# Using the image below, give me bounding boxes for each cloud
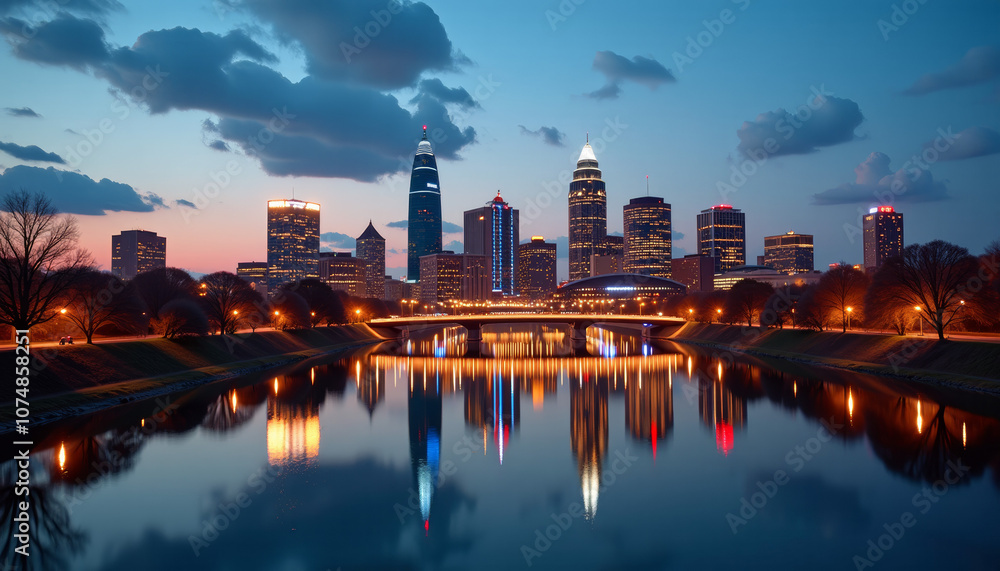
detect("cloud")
[737,95,864,159]
[386,220,408,229]
[0,13,476,182]
[410,78,479,110]
[924,126,1000,161]
[0,140,65,164]
[320,231,357,249]
[143,192,167,208]
[674,231,685,240]
[586,50,674,100]
[0,0,123,16]
[207,139,230,152]
[812,152,949,205]
[903,46,1000,95]
[443,239,463,252]
[4,106,40,117]
[519,125,566,147]
[0,165,155,214]
[442,221,462,233]
[234,0,466,89]
[175,198,196,208]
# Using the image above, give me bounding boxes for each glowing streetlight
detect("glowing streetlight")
[60,308,67,314]
[846,306,853,330]
[914,306,923,336]
[716,308,722,323]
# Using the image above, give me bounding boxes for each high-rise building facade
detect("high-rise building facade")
[517,237,557,299]
[863,206,904,273]
[319,252,365,297]
[419,253,490,303]
[672,254,716,293]
[236,261,268,297]
[624,196,672,277]
[407,127,442,281]
[111,229,165,280]
[464,191,520,296]
[696,205,745,274]
[356,221,386,299]
[267,199,320,294]
[764,231,814,274]
[568,139,607,281]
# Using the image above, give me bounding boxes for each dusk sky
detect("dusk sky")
[1,0,998,281]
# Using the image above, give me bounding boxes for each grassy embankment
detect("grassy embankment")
[1,325,385,425]
[668,323,1000,392]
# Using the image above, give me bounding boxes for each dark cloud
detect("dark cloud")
[737,95,864,159]
[320,231,357,249]
[143,192,167,208]
[410,78,479,110]
[207,139,230,152]
[0,140,65,163]
[903,46,1000,95]
[586,50,674,100]
[0,0,123,16]
[518,125,566,147]
[235,0,465,89]
[442,221,461,233]
[0,14,476,182]
[812,152,949,205]
[0,14,110,69]
[0,165,155,214]
[4,106,40,117]
[387,220,408,229]
[443,239,462,252]
[924,126,1000,161]
[175,198,196,208]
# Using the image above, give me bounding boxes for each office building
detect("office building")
[356,221,386,299]
[407,126,443,281]
[568,138,607,281]
[419,253,490,303]
[696,205,746,274]
[464,191,520,296]
[267,199,320,294]
[672,254,716,293]
[713,265,822,291]
[591,235,624,277]
[863,206,904,273]
[319,252,365,297]
[384,276,404,302]
[236,261,268,297]
[517,237,557,299]
[764,231,814,274]
[624,196,672,277]
[111,229,165,280]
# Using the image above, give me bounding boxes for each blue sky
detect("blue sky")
[0,0,998,280]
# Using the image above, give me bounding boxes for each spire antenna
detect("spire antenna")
[586,131,589,143]
[646,175,649,197]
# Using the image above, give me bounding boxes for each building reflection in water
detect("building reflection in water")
[625,356,674,460]
[356,357,386,418]
[571,372,608,520]
[266,373,321,466]
[697,363,747,456]
[408,368,443,533]
[481,324,570,358]
[405,325,466,357]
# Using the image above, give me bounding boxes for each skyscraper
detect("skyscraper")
[111,229,165,280]
[764,231,814,274]
[624,196,672,277]
[236,261,268,297]
[267,199,320,294]
[464,191,519,296]
[407,126,442,281]
[568,138,607,281]
[863,206,904,273]
[319,252,365,297]
[517,237,557,299]
[356,221,386,299]
[696,205,746,274]
[419,253,490,303]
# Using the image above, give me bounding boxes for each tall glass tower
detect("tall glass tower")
[624,196,672,277]
[407,126,442,281]
[568,138,607,281]
[463,191,519,296]
[266,199,320,295]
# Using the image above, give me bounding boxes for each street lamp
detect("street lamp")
[688,308,693,321]
[355,308,361,322]
[639,302,645,316]
[914,306,923,336]
[60,308,67,314]
[716,308,722,323]
[846,306,853,330]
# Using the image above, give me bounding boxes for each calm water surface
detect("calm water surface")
[4,325,999,570]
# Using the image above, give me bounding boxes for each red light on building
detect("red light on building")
[713,204,733,210]
[878,206,894,213]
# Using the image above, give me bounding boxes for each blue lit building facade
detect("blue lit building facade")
[407,127,443,281]
[464,191,519,297]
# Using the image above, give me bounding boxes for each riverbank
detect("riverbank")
[0,325,385,428]
[667,323,1000,393]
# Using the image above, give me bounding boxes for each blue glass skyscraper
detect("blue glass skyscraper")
[407,127,442,281]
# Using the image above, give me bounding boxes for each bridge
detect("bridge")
[368,313,686,355]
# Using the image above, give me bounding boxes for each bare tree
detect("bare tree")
[200,271,264,334]
[875,241,980,340]
[725,279,774,327]
[813,263,869,332]
[61,268,144,343]
[0,189,92,333]
[152,298,208,338]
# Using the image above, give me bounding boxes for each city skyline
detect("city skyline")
[0,1,997,282]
